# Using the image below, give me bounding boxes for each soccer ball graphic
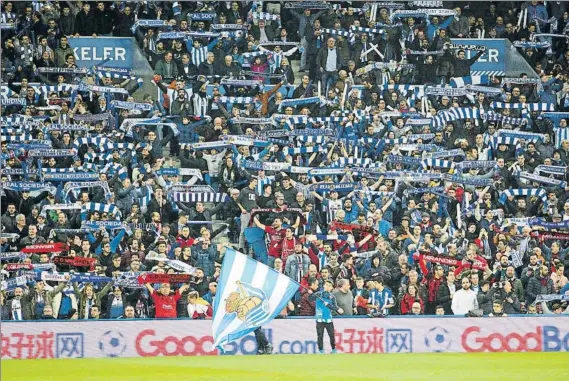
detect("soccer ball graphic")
[424,327,451,352]
[98,331,127,357]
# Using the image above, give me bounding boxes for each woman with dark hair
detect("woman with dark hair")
[400,284,424,314]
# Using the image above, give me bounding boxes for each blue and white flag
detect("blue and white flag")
[212,248,298,350]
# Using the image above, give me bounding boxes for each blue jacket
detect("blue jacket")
[541,77,563,105]
[191,244,218,277]
[426,17,453,42]
[526,4,548,27]
[310,290,339,322]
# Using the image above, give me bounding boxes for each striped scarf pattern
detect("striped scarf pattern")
[172,192,229,203]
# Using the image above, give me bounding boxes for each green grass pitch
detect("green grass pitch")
[2,352,568,381]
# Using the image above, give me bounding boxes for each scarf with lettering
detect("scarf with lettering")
[21,242,68,253]
[517,171,567,188]
[1,181,52,191]
[443,174,493,187]
[424,87,467,96]
[137,273,192,284]
[81,202,122,220]
[130,19,170,33]
[53,256,96,269]
[110,100,152,111]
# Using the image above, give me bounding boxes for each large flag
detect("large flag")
[212,248,299,350]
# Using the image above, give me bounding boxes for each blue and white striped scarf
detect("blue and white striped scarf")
[39,84,77,96]
[251,12,280,21]
[526,103,555,112]
[101,142,135,152]
[554,127,569,148]
[483,111,525,126]
[450,75,490,88]
[489,136,521,150]
[350,26,386,36]
[83,152,111,163]
[498,188,547,206]
[172,192,229,203]
[140,185,153,211]
[432,107,480,128]
[282,146,325,155]
[81,202,122,220]
[96,71,143,89]
[296,135,329,144]
[330,157,373,168]
[421,158,455,170]
[323,28,354,39]
[218,96,258,104]
[279,97,322,110]
[72,137,110,152]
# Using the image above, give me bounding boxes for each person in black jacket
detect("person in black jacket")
[436,271,457,315]
[4,189,50,217]
[316,37,345,93]
[113,6,135,37]
[476,280,494,315]
[145,188,174,224]
[93,1,114,36]
[74,3,95,36]
[444,43,485,78]
[418,55,439,86]
[273,57,294,85]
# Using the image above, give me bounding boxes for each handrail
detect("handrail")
[2,313,566,323]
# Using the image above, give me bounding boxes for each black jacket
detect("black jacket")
[93,8,115,35]
[447,50,484,78]
[316,47,345,72]
[436,283,456,315]
[75,10,95,36]
[113,11,135,37]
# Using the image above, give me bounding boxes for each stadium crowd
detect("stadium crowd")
[1,0,569,322]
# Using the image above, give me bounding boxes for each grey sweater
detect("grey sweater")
[332,289,354,316]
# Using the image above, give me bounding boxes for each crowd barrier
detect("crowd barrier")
[2,315,568,359]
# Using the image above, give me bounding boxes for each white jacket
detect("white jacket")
[451,288,478,315]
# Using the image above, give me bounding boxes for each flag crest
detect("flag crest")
[212,248,298,350]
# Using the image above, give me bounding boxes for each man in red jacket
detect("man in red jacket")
[145,282,190,318]
[425,265,445,314]
[299,277,319,316]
